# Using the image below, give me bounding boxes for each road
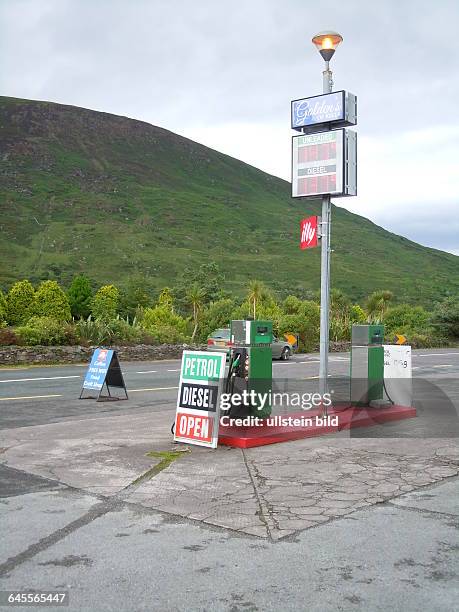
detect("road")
[0,349,458,434]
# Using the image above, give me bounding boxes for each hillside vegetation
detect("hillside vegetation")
[0,96,458,305]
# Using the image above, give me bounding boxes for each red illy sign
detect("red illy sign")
[300,216,319,249]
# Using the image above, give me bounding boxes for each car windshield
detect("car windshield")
[211,329,230,339]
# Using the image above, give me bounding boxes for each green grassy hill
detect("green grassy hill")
[0,95,457,305]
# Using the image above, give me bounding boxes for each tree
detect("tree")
[173,261,225,312]
[365,290,393,323]
[67,275,92,320]
[431,297,459,339]
[283,295,303,315]
[6,280,35,325]
[199,298,237,341]
[246,280,268,319]
[278,301,320,352]
[119,280,152,321]
[186,284,206,341]
[91,285,120,321]
[35,280,72,321]
[141,302,188,344]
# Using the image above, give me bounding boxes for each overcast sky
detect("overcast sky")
[1,0,458,254]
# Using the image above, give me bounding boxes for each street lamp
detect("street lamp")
[311,30,343,408]
[312,30,343,94]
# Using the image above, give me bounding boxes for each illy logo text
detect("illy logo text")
[300,216,319,249]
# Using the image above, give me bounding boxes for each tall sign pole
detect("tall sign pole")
[290,32,358,412]
[319,59,333,403]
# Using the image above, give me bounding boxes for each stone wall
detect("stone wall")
[0,344,207,365]
[0,341,351,366]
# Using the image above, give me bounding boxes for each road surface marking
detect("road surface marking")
[0,394,63,401]
[432,364,453,368]
[136,370,158,374]
[300,375,334,380]
[167,369,180,372]
[129,386,179,393]
[0,375,81,383]
[417,353,459,357]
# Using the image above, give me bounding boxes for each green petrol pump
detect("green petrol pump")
[350,324,384,406]
[225,320,273,418]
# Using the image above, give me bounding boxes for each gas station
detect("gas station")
[172,30,417,450]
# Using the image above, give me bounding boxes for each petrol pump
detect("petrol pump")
[225,319,273,418]
[350,324,384,405]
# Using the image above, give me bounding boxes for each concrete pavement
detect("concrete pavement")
[0,349,458,610]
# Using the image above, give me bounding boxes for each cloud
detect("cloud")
[1,0,458,254]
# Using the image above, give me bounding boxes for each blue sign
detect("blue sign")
[292,92,344,130]
[82,348,114,391]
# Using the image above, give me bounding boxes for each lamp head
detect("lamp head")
[312,31,343,62]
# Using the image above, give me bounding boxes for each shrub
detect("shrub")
[283,295,303,315]
[35,280,72,321]
[67,275,92,319]
[119,282,152,321]
[278,301,320,352]
[6,280,35,325]
[431,297,459,339]
[147,324,188,344]
[91,285,120,322]
[141,304,189,342]
[383,304,431,339]
[199,298,237,341]
[350,304,366,323]
[16,316,74,346]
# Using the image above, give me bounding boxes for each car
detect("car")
[271,336,293,360]
[206,328,233,357]
[206,328,293,360]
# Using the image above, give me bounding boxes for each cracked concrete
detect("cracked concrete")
[1,411,458,540]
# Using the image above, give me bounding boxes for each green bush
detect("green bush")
[146,324,188,344]
[91,285,120,322]
[278,301,320,352]
[35,280,72,321]
[67,275,92,319]
[350,304,366,323]
[141,305,187,335]
[6,280,35,325]
[431,297,459,339]
[383,304,431,339]
[283,295,303,315]
[16,316,75,346]
[199,298,237,341]
[119,282,152,321]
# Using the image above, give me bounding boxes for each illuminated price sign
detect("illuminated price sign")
[292,130,344,197]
